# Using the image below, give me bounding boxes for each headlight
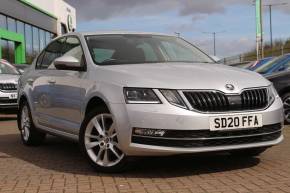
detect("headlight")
[160,89,187,109]
[268,84,278,105]
[124,88,161,104]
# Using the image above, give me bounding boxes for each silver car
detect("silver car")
[0,60,19,110]
[18,32,284,172]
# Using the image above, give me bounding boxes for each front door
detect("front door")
[47,36,85,135]
[32,36,84,135]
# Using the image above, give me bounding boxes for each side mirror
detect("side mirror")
[54,55,86,71]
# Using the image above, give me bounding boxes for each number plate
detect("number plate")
[209,114,262,131]
[9,93,17,99]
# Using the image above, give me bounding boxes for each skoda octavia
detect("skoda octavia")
[18,32,284,172]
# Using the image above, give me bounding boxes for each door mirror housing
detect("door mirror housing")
[54,56,86,71]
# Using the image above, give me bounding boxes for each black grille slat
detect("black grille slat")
[184,88,268,112]
[0,83,17,91]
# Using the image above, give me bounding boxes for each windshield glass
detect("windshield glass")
[85,34,214,65]
[0,62,19,75]
[255,56,287,74]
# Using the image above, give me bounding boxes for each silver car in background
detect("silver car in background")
[18,32,284,172]
[0,60,19,110]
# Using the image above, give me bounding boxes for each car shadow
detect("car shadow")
[0,134,260,178]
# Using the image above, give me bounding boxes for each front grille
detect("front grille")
[183,88,268,112]
[131,124,282,148]
[0,83,17,91]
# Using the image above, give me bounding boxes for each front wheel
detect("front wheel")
[79,108,127,173]
[282,93,290,124]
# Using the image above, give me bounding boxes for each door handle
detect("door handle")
[48,80,56,84]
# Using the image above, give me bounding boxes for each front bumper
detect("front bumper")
[110,96,284,156]
[0,92,18,110]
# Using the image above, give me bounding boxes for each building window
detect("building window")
[45,31,51,45]
[0,14,7,29]
[25,24,33,64]
[16,21,25,36]
[1,40,9,61]
[7,17,16,32]
[0,14,56,64]
[32,26,39,57]
[39,29,46,50]
[8,41,15,63]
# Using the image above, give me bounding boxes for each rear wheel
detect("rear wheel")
[80,107,127,173]
[230,147,267,157]
[282,93,290,124]
[18,101,46,146]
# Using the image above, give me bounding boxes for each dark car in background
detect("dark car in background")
[267,70,290,123]
[255,54,290,75]
[248,57,273,70]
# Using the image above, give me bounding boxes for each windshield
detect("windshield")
[255,56,288,74]
[0,62,19,75]
[85,34,214,65]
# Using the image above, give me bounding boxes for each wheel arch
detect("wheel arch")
[19,94,28,106]
[278,87,290,98]
[84,96,110,116]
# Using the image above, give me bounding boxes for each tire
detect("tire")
[230,147,267,157]
[17,101,46,146]
[79,106,127,173]
[282,93,290,124]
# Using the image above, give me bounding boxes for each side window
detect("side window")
[36,51,45,67]
[36,37,65,69]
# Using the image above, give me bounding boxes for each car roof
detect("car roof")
[62,31,175,37]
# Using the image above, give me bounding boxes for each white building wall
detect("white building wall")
[24,0,76,35]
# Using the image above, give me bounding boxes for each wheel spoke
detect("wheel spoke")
[102,150,109,166]
[108,122,115,136]
[96,148,104,162]
[93,118,105,136]
[110,133,117,138]
[112,141,121,149]
[85,134,101,140]
[101,115,106,132]
[86,141,100,149]
[286,112,290,119]
[109,146,120,158]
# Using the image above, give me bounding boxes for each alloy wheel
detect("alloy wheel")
[284,96,290,123]
[21,105,31,141]
[84,114,124,167]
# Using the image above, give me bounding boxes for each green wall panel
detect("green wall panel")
[0,28,26,64]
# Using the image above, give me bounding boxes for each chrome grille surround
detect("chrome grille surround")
[181,87,269,113]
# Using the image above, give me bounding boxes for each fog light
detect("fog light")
[133,128,166,137]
